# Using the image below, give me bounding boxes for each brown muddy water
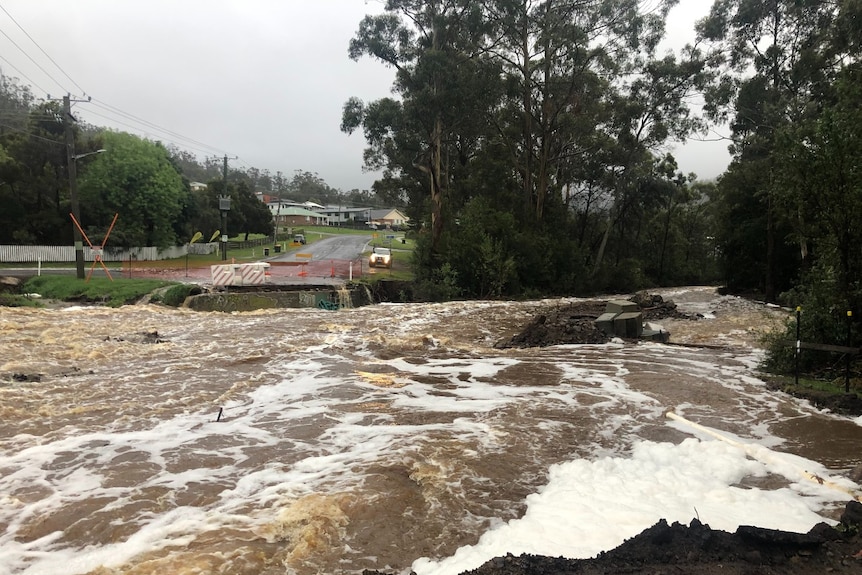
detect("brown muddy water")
[1,287,860,575]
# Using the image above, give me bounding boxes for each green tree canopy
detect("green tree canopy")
[78,131,186,249]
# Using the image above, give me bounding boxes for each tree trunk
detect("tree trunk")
[430,115,444,251]
[520,12,533,218]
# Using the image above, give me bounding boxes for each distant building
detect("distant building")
[190,181,207,192]
[368,208,409,229]
[268,201,329,227]
[319,205,372,226]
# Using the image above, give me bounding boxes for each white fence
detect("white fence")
[0,243,218,263]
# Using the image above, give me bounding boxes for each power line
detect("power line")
[0,3,248,170]
[0,55,49,96]
[0,2,86,96]
[0,120,65,145]
[89,99,229,156]
[81,106,231,158]
[0,22,68,95]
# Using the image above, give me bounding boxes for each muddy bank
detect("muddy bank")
[459,501,862,575]
[362,500,862,575]
[765,378,862,418]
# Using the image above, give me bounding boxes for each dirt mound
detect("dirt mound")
[494,301,610,348]
[361,502,862,575]
[495,294,697,349]
[630,291,698,321]
[459,501,862,575]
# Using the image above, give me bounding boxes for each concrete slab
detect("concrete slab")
[596,312,619,336]
[606,300,639,314]
[613,311,643,338]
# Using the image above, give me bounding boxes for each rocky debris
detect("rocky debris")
[496,294,701,349]
[3,366,95,384]
[494,301,610,348]
[630,291,699,321]
[0,276,22,293]
[104,330,167,344]
[361,501,862,575]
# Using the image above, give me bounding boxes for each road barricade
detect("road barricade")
[210,262,271,287]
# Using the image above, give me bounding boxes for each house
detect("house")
[268,201,329,227]
[367,208,409,229]
[190,182,207,192]
[318,205,372,226]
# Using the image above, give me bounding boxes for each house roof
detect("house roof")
[275,207,328,218]
[369,208,408,220]
[321,205,372,214]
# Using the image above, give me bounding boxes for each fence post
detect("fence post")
[795,306,802,386]
[846,310,853,393]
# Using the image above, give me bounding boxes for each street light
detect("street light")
[73,149,106,161]
[66,148,106,279]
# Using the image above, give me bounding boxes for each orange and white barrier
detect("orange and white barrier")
[211,262,271,287]
[240,263,270,285]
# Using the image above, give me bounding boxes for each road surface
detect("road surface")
[270,234,370,263]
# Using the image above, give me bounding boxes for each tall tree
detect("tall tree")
[78,131,186,248]
[698,0,837,300]
[775,63,862,308]
[345,0,498,253]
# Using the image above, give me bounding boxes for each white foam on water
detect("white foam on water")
[1,299,856,575]
[413,433,853,575]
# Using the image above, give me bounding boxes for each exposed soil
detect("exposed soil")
[494,300,610,348]
[494,292,698,349]
[361,502,862,575]
[765,378,862,418]
[457,501,862,575]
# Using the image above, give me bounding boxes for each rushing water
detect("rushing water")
[1,286,860,575]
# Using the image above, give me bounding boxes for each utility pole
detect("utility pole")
[219,155,234,261]
[63,94,86,279]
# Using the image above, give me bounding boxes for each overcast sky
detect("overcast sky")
[0,0,729,191]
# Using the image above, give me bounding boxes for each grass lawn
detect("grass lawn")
[7,275,178,307]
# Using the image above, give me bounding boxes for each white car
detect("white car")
[369,246,391,268]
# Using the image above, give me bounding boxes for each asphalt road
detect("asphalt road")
[270,234,370,263]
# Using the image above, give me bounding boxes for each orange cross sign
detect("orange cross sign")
[69,212,119,282]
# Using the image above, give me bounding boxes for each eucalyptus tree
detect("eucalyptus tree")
[775,64,862,310]
[343,0,501,253]
[481,0,691,220]
[473,0,713,286]
[345,0,714,293]
[697,0,840,300]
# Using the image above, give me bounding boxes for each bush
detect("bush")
[412,263,461,302]
[161,284,201,307]
[762,264,858,377]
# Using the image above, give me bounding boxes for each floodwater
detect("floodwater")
[0,287,860,575]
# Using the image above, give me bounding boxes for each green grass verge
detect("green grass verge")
[0,293,43,307]
[22,275,177,307]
